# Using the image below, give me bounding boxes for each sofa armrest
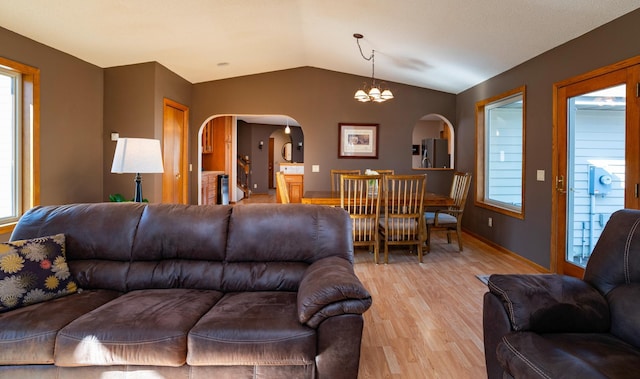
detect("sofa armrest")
[487,274,610,333]
[298,256,372,328]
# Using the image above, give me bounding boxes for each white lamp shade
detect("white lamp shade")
[354,89,368,100]
[111,138,164,174]
[368,87,381,99]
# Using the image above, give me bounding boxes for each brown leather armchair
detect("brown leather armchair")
[483,209,640,378]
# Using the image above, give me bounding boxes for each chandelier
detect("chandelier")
[353,33,394,103]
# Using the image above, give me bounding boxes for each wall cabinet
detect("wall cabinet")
[202,122,213,154]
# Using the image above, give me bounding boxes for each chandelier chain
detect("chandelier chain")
[356,38,377,85]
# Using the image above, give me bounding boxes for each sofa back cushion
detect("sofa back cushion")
[584,209,640,296]
[607,283,640,349]
[11,203,146,292]
[223,204,353,292]
[128,204,230,290]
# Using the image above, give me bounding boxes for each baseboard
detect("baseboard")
[463,228,550,273]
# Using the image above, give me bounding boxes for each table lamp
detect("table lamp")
[111,138,164,202]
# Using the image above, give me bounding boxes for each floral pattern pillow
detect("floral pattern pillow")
[0,234,78,313]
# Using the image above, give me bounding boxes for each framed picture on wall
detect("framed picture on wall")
[338,123,379,159]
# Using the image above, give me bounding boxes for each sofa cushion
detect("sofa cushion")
[0,289,120,364]
[188,291,316,366]
[55,288,223,367]
[0,234,78,312]
[608,283,640,349]
[497,332,640,379]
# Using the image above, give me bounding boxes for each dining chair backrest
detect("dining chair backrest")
[276,171,290,204]
[340,174,382,263]
[331,169,361,192]
[379,174,427,263]
[448,172,472,212]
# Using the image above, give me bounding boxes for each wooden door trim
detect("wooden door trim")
[552,56,640,276]
[162,98,189,204]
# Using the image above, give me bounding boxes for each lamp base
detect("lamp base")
[134,173,143,202]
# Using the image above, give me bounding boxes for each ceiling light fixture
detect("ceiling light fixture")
[284,117,291,134]
[353,33,393,103]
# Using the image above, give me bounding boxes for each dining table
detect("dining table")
[301,190,454,207]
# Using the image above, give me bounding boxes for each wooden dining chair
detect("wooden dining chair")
[275,171,290,204]
[424,172,472,252]
[379,174,427,263]
[340,174,382,263]
[331,169,361,193]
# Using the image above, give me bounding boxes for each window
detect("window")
[475,86,525,218]
[0,58,39,234]
[0,68,20,226]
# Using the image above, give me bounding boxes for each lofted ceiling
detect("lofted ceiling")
[0,0,639,94]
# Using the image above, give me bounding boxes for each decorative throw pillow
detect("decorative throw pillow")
[0,234,78,313]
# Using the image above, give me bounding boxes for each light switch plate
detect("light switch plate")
[312,165,320,173]
[536,170,545,181]
[110,132,119,141]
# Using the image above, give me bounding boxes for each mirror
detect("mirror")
[282,141,292,162]
[412,114,454,169]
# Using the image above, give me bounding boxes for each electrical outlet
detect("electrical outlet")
[312,165,320,173]
[253,184,257,189]
[488,217,493,227]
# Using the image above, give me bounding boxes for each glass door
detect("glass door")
[554,61,640,277]
[565,85,626,268]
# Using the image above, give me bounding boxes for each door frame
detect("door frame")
[551,56,640,275]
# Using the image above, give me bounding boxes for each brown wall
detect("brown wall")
[456,8,640,268]
[0,26,103,242]
[102,62,191,203]
[191,67,457,203]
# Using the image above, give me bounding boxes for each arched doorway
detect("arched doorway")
[197,114,303,204]
[411,114,454,170]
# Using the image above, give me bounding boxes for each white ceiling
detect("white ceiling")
[1,0,639,94]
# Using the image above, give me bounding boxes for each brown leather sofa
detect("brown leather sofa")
[482,209,640,378]
[0,202,372,379]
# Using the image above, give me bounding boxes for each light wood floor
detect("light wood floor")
[354,235,544,379]
[238,194,545,378]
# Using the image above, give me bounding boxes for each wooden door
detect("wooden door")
[552,58,640,277]
[162,98,188,204]
[269,138,275,189]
